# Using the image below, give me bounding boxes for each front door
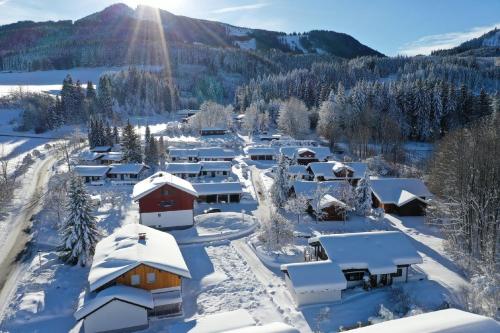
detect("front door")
[370,274,377,287]
[380,274,388,286]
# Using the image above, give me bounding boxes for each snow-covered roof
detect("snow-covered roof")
[168,309,256,333]
[108,163,147,175]
[370,178,432,205]
[198,147,236,159]
[132,172,198,201]
[282,260,347,293]
[168,148,199,158]
[74,285,153,320]
[74,165,110,177]
[166,163,202,174]
[332,162,354,173]
[224,323,300,333]
[192,182,243,195]
[308,162,367,179]
[291,181,348,200]
[244,146,278,156]
[288,165,308,176]
[280,146,332,160]
[100,152,123,161]
[200,161,232,172]
[318,194,347,209]
[78,150,103,161]
[309,231,422,274]
[297,147,315,155]
[200,127,226,131]
[91,146,112,153]
[346,309,500,333]
[88,224,191,291]
[177,109,200,116]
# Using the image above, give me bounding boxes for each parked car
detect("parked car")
[203,207,221,214]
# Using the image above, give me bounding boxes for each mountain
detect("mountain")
[432,28,500,57]
[0,3,383,72]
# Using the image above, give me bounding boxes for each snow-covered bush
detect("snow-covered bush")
[369,304,396,325]
[459,272,499,320]
[258,208,294,251]
[365,156,399,177]
[284,194,308,223]
[32,149,41,158]
[372,208,385,222]
[22,153,34,165]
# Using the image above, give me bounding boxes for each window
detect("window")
[160,200,175,207]
[147,272,156,284]
[161,188,170,196]
[344,271,365,281]
[391,268,403,277]
[131,274,140,285]
[130,174,138,179]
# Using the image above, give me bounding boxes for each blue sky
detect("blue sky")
[0,0,499,56]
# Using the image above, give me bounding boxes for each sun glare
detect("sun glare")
[125,0,185,12]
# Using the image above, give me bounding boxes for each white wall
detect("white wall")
[84,300,148,333]
[392,267,408,283]
[140,210,194,229]
[284,274,341,307]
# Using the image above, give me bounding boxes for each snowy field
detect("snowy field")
[0,66,162,97]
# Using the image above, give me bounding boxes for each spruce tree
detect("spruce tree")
[112,126,120,144]
[104,122,113,146]
[98,76,113,117]
[158,136,166,170]
[270,155,290,208]
[144,125,151,162]
[145,137,159,168]
[122,120,142,163]
[354,173,372,216]
[59,176,100,266]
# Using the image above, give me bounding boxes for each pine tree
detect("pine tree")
[112,126,120,144]
[158,136,166,170]
[58,176,100,266]
[354,173,372,216]
[122,120,142,163]
[145,137,159,168]
[143,125,151,162]
[104,122,113,146]
[98,76,113,117]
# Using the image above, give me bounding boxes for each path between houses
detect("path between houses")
[232,239,313,333]
[385,214,468,299]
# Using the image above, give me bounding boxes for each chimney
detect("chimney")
[138,232,146,241]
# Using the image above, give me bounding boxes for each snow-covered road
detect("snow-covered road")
[386,215,468,296]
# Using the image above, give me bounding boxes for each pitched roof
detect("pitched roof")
[346,309,500,333]
[281,260,347,293]
[197,147,236,159]
[244,146,278,155]
[91,146,112,153]
[192,182,243,195]
[74,165,110,177]
[74,285,153,320]
[168,309,256,333]
[307,161,367,180]
[309,231,422,274]
[108,163,147,175]
[168,148,199,158]
[318,194,347,209]
[100,152,124,161]
[88,224,191,292]
[288,165,308,176]
[370,178,432,205]
[224,323,300,333]
[78,151,104,161]
[166,163,202,174]
[200,161,232,172]
[280,146,332,160]
[132,172,198,200]
[291,181,348,200]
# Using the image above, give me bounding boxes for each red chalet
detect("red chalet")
[132,172,198,229]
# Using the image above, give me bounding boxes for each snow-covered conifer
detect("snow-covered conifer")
[270,155,290,208]
[58,175,100,266]
[354,173,372,216]
[122,121,142,163]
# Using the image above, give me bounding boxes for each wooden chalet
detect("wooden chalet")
[75,224,191,332]
[132,172,198,229]
[370,178,432,216]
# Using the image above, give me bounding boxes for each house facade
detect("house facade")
[75,224,191,332]
[281,231,423,307]
[107,164,149,185]
[132,172,198,229]
[192,182,243,203]
[199,127,227,136]
[370,178,432,216]
[244,146,277,160]
[74,166,110,185]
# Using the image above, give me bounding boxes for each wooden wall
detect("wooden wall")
[139,183,195,213]
[115,264,181,291]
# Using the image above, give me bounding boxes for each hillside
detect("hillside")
[432,28,500,57]
[0,3,383,72]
